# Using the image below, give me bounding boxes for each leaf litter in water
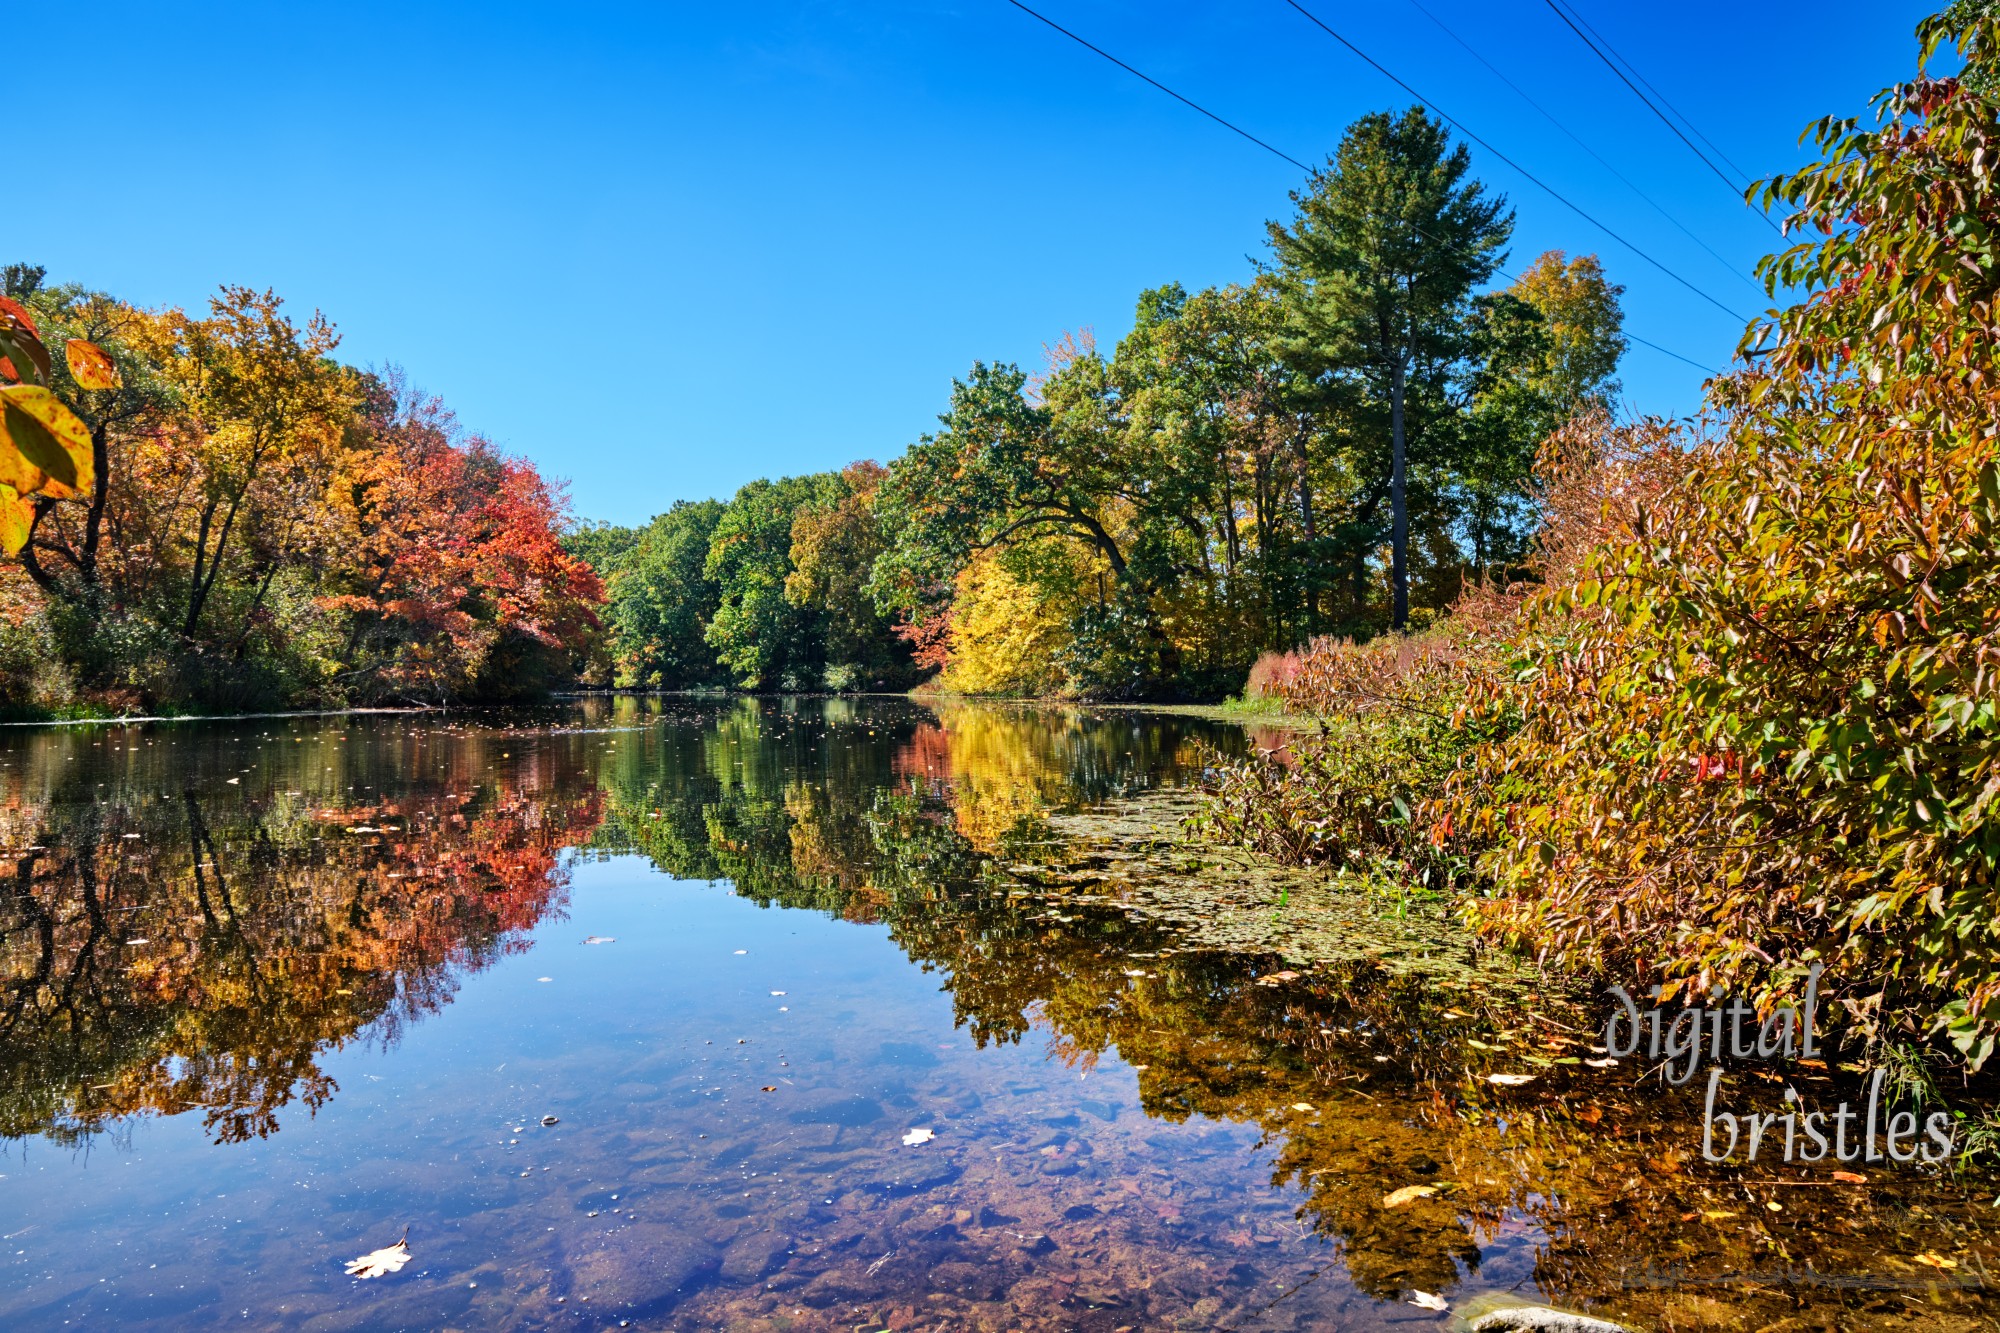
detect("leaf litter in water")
[1408,1290,1449,1311]
[1487,1072,1537,1086]
[343,1227,411,1279]
[901,1128,935,1146]
[1382,1185,1438,1208]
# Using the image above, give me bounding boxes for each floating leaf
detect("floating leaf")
[1831,1170,1867,1183]
[582,935,616,944]
[1408,1290,1450,1311]
[1583,1057,1618,1069]
[901,1127,935,1146]
[1914,1251,1959,1270]
[1382,1184,1438,1207]
[342,1228,411,1279]
[64,339,120,390]
[1290,1102,1316,1113]
[0,385,91,498]
[1486,1072,1536,1086]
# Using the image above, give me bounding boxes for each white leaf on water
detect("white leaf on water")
[1408,1290,1449,1311]
[901,1128,935,1146]
[343,1230,411,1279]
[582,936,616,945]
[770,991,786,996]
[1487,1073,1537,1086]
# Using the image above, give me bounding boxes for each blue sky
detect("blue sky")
[15,1,1935,526]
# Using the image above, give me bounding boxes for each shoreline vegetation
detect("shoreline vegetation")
[1194,4,2000,1137]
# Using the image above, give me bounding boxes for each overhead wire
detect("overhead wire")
[1541,0,1782,234]
[1402,0,1763,297]
[1000,0,1722,375]
[1555,0,1759,187]
[1278,0,1750,323]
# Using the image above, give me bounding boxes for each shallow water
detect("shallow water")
[1,697,1996,1331]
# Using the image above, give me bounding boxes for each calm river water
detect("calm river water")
[1,698,1995,1331]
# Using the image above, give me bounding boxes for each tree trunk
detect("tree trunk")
[1390,354,1409,631]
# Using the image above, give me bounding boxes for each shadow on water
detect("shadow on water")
[1,697,1996,1331]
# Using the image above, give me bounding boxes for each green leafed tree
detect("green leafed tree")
[1267,107,1513,629]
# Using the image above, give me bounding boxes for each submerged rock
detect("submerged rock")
[1456,1294,1632,1333]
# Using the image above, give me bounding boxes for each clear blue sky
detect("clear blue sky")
[14,1,1935,526]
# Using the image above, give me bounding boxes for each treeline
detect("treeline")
[0,269,602,714]
[1206,6,2000,1079]
[576,106,1624,700]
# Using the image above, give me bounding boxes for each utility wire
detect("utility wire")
[1000,0,1721,375]
[1542,0,1782,234]
[1280,0,1749,323]
[1557,0,1758,187]
[1403,0,1762,298]
[1003,0,1310,171]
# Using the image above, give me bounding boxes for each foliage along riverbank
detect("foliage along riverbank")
[568,124,1623,701]
[0,272,602,717]
[1197,4,2000,1112]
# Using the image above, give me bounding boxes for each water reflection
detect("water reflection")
[1,700,1995,1332]
[0,719,604,1145]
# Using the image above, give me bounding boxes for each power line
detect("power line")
[1403,0,1762,298]
[1557,0,1759,187]
[1280,0,1750,323]
[1000,0,1724,377]
[1003,0,1310,171]
[1626,333,1717,375]
[1542,0,1782,234]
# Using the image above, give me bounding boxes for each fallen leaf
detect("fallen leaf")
[761,1086,777,1092]
[1290,1102,1316,1113]
[225,777,241,785]
[1701,1210,1739,1220]
[901,1128,935,1146]
[1575,1105,1603,1125]
[1486,1073,1536,1087]
[1382,1184,1438,1208]
[1583,1057,1618,1069]
[343,1229,411,1279]
[1915,1251,1959,1270]
[1408,1290,1449,1311]
[1831,1170,1867,1184]
[582,935,616,944]
[1765,1201,1783,1212]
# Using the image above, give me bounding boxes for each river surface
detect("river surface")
[1,698,1996,1331]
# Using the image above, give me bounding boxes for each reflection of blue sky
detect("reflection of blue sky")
[12,1,1938,524]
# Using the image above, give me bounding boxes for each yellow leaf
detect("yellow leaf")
[64,339,120,390]
[0,385,92,498]
[1382,1184,1438,1208]
[0,485,31,555]
[1486,1072,1536,1086]
[1914,1251,1959,1270]
[342,1230,412,1279]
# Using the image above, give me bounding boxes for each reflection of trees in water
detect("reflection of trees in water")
[0,730,604,1146]
[600,698,1998,1322]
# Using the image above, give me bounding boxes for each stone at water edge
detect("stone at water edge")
[1454,1293,1632,1333]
